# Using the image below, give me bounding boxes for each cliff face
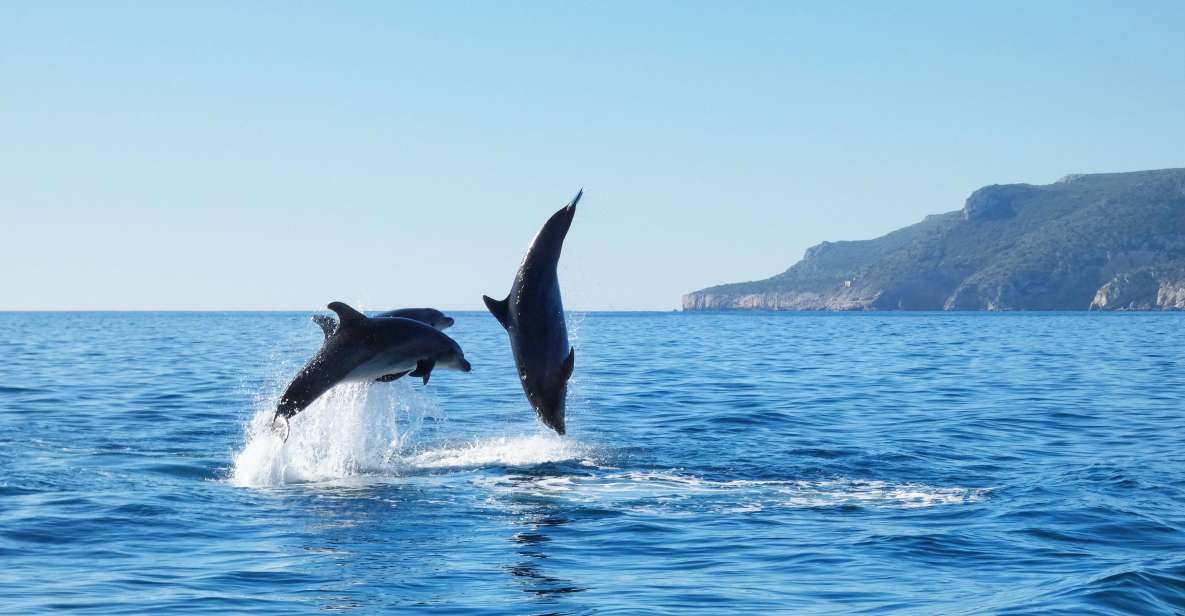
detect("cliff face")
[1089,262,1185,310]
[683,168,1185,311]
[681,289,876,311]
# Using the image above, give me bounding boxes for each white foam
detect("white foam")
[474,471,987,510]
[402,433,589,470]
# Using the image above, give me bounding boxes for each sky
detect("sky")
[2,1,1184,311]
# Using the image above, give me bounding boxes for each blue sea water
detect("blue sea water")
[1,311,1184,614]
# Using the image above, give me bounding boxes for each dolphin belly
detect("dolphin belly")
[344,353,418,382]
[483,190,581,435]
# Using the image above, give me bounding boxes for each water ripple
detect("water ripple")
[0,311,1183,613]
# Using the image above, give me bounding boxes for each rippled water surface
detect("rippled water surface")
[2,311,1184,614]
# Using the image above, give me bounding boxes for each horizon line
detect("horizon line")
[0,308,684,313]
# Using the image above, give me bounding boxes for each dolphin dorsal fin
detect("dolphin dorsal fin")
[483,295,511,329]
[311,314,337,339]
[327,301,367,327]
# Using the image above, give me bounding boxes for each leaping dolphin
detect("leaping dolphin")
[483,190,581,435]
[274,301,471,434]
[312,308,454,339]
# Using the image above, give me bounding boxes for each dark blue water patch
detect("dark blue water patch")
[0,485,45,497]
[1080,563,1185,614]
[0,385,44,394]
[1,527,79,545]
[138,461,221,480]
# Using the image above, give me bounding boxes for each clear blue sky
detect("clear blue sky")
[3,2,1183,310]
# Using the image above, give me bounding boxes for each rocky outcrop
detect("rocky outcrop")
[961,184,1037,221]
[1090,263,1185,310]
[1161,282,1185,309]
[682,289,877,311]
[1090,270,1161,310]
[684,168,1185,311]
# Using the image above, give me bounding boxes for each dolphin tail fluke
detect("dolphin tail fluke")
[311,314,337,339]
[482,295,511,329]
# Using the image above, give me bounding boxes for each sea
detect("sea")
[1,311,1183,614]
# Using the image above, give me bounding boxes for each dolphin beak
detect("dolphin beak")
[442,317,455,329]
[460,358,472,372]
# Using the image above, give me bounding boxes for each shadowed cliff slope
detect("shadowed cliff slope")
[684,168,1185,311]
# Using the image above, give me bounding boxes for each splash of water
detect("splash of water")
[228,380,593,488]
[230,381,441,487]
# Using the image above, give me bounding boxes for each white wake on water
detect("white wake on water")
[402,434,591,470]
[474,472,988,511]
[229,381,985,511]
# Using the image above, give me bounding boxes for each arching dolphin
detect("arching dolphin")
[482,190,581,435]
[312,308,454,339]
[275,301,471,431]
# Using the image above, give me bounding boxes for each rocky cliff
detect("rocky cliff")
[1089,261,1185,310]
[684,168,1185,311]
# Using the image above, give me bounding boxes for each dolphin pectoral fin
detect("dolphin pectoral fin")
[327,301,367,326]
[409,359,435,384]
[562,348,575,380]
[312,314,337,339]
[271,412,291,443]
[376,371,409,383]
[482,295,511,329]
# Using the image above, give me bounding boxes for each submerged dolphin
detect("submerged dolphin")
[312,308,454,340]
[483,190,581,435]
[274,301,471,431]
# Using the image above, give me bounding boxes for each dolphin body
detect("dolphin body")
[483,191,581,435]
[312,308,454,340]
[275,301,471,428]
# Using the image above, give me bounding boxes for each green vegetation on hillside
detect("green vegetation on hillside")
[684,168,1185,311]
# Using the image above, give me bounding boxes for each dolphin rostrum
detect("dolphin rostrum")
[312,308,455,339]
[483,190,581,435]
[274,301,471,435]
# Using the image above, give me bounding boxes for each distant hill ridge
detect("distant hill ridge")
[683,168,1185,311]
